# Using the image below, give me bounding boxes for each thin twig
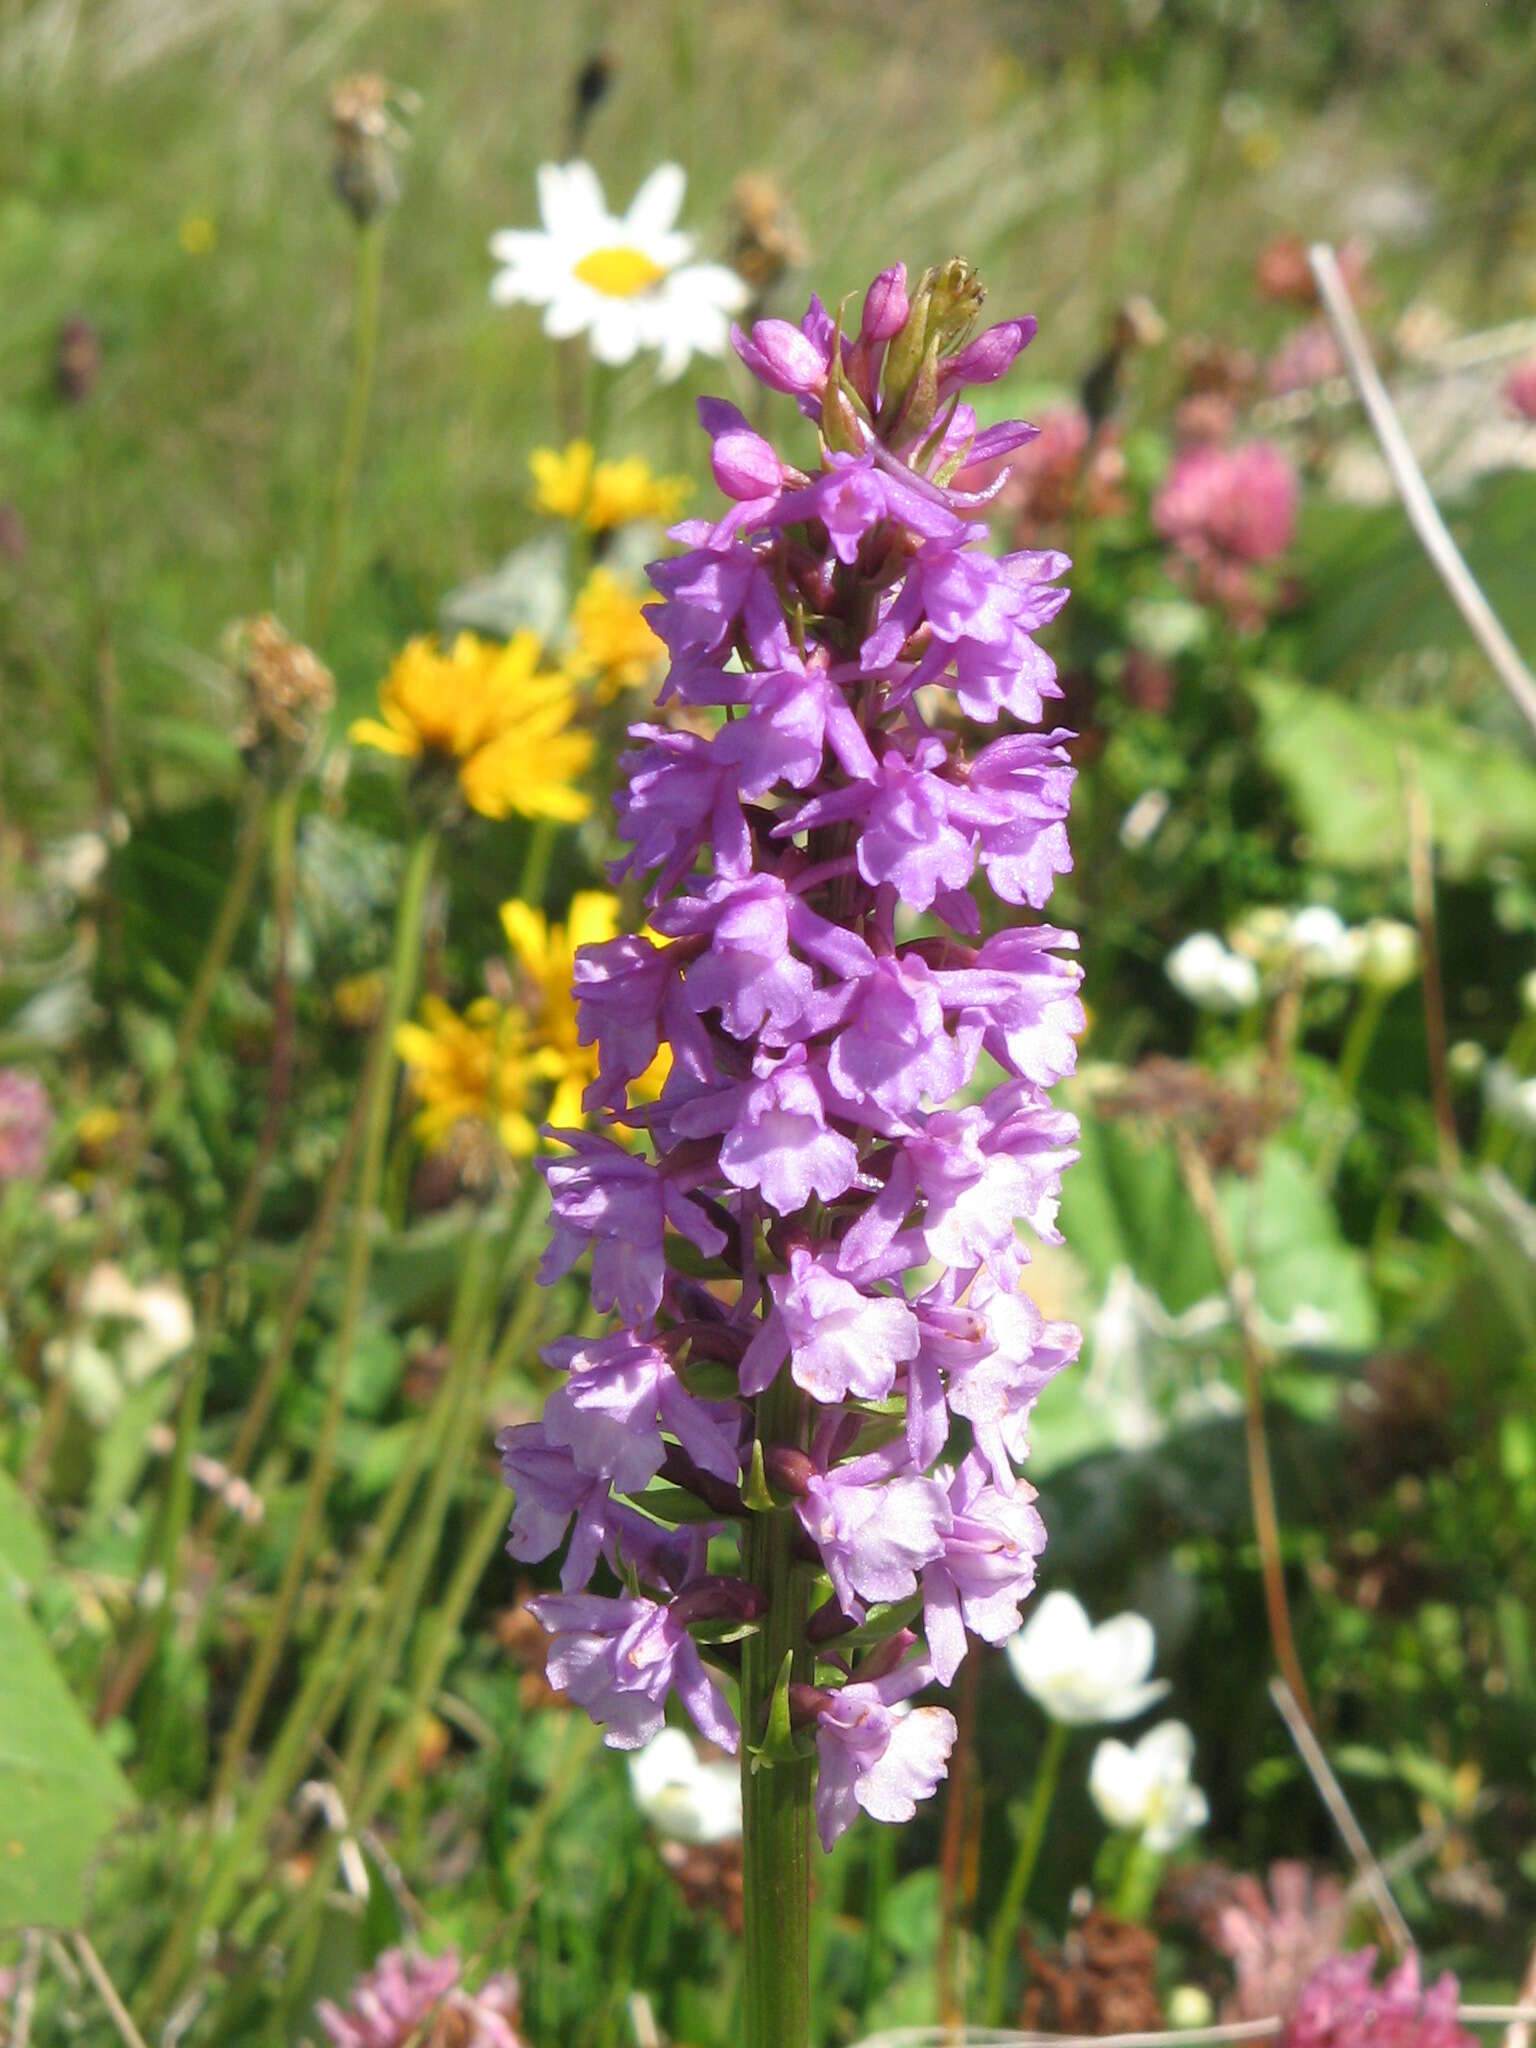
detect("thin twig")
[1172,1134,1315,1724]
[72,1934,150,2048]
[12,1930,41,2048]
[1267,1677,1412,1954]
[1401,750,1460,1177]
[1308,242,1536,744]
[854,2012,1536,2048]
[1505,1941,1536,2048]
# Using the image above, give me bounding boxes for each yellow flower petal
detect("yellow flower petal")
[529,441,595,521]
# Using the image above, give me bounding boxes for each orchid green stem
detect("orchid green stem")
[740,1371,813,2048]
[983,1715,1069,2025]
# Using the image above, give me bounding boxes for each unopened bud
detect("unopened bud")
[329,73,411,226]
[671,1576,768,1628]
[226,614,334,770]
[788,1683,834,1728]
[820,368,865,455]
[729,172,805,299]
[881,258,985,439]
[861,264,909,345]
[762,1446,815,1497]
[56,316,100,405]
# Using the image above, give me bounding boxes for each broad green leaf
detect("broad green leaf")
[1249,674,1536,880]
[1219,1145,1378,1352]
[0,1472,52,1588]
[0,1580,134,1929]
[1056,1102,1221,1314]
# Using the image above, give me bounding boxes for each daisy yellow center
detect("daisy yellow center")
[573,245,668,298]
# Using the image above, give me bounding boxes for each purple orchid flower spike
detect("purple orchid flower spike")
[500,255,1080,2048]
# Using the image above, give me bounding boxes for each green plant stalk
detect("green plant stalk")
[312,217,386,644]
[130,779,271,1178]
[140,833,436,2027]
[265,1474,517,2028]
[24,778,272,1500]
[740,1372,814,2048]
[982,1715,1069,2025]
[94,785,303,1729]
[332,1226,498,1783]
[1318,982,1390,1190]
[201,830,435,1812]
[171,1187,547,2009]
[1112,1834,1164,1921]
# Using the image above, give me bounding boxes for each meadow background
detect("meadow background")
[4,0,1536,2043]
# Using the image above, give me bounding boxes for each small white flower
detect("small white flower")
[78,1262,195,1385]
[1007,1590,1170,1726]
[489,161,749,382]
[1286,905,1363,981]
[40,831,110,897]
[1119,790,1170,851]
[1484,1060,1536,1138]
[1165,932,1260,1013]
[628,1727,742,1845]
[1088,1718,1209,1852]
[1355,918,1419,992]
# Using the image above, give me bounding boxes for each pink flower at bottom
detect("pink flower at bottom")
[317,1950,524,2048]
[0,1068,51,1182]
[1284,1951,1474,2048]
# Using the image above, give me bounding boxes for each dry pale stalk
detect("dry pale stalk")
[1308,242,1536,744]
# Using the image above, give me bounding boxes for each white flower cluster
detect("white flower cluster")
[1166,905,1420,1013]
[1009,1590,1208,1853]
[43,1262,194,1427]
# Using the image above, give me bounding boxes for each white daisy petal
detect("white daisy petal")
[625,161,687,239]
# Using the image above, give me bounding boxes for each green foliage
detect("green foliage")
[1250,674,1536,880]
[0,1573,134,1930]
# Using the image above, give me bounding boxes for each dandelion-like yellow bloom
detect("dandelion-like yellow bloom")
[569,568,665,702]
[527,441,691,532]
[501,892,669,1134]
[397,895,670,1163]
[394,996,540,1157]
[528,442,595,522]
[349,630,593,822]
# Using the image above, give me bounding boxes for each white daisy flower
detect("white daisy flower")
[1088,1718,1209,1853]
[489,161,750,382]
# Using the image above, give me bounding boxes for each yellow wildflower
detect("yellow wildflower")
[584,454,691,532]
[527,441,691,532]
[394,996,539,1157]
[569,568,664,702]
[178,213,216,255]
[500,892,669,1135]
[349,631,593,822]
[528,442,595,522]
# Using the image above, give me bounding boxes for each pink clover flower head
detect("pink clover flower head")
[0,1068,52,1183]
[506,257,1080,1852]
[317,1950,523,2048]
[1284,1952,1474,2048]
[1211,1859,1350,2023]
[1502,358,1536,423]
[1154,440,1298,565]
